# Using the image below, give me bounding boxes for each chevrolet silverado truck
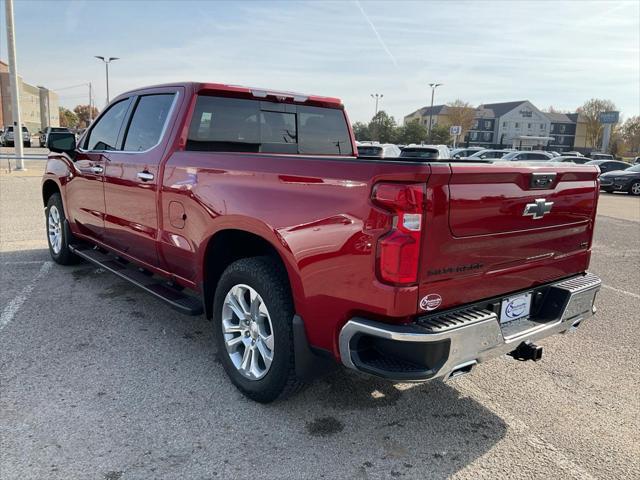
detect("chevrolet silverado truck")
[42,82,601,402]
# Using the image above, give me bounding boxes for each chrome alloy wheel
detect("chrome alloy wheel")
[48,205,62,254]
[222,284,274,380]
[631,183,640,195]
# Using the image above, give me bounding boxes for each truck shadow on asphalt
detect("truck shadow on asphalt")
[1,250,507,480]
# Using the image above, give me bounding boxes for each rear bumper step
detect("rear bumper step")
[69,245,203,315]
[339,272,600,382]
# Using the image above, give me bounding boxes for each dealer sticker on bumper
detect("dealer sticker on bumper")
[500,292,532,324]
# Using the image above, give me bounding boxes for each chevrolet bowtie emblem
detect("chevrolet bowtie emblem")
[523,198,553,219]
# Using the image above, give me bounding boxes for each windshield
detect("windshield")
[400,148,439,159]
[50,127,68,132]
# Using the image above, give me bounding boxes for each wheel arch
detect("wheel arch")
[42,179,61,207]
[201,227,303,320]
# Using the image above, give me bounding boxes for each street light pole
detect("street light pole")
[94,56,119,105]
[4,0,25,170]
[427,83,443,141]
[370,93,383,141]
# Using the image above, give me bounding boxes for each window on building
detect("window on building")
[483,132,491,141]
[484,121,491,130]
[474,120,479,129]
[123,94,175,151]
[84,98,132,151]
[515,122,520,128]
[559,125,566,133]
[540,123,545,129]
[527,123,532,129]
[471,132,478,140]
[502,121,507,128]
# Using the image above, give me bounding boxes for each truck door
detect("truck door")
[66,97,133,241]
[102,90,179,268]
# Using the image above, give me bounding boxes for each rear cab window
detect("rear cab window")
[186,96,353,155]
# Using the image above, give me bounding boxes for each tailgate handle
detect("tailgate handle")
[530,172,556,189]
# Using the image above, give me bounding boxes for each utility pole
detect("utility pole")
[88,82,93,123]
[370,93,383,141]
[95,56,119,105]
[5,0,25,170]
[427,83,443,142]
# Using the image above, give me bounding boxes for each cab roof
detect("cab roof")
[119,82,344,108]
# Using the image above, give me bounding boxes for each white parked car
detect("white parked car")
[500,151,554,161]
[1,125,31,147]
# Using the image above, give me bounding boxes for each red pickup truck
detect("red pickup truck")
[42,82,601,402]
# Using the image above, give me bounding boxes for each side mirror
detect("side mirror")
[47,132,76,155]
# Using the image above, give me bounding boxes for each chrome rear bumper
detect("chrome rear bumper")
[338,273,601,382]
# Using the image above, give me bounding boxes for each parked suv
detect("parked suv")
[40,127,72,148]
[356,142,401,158]
[400,144,450,160]
[1,125,31,147]
[41,82,601,402]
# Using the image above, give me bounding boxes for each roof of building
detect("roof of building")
[545,112,574,123]
[479,100,529,118]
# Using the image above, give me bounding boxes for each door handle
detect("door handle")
[90,165,104,174]
[137,171,155,182]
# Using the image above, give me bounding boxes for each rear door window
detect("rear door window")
[186,96,352,155]
[85,98,132,151]
[123,94,175,151]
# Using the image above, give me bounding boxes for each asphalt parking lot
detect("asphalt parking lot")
[1,159,639,480]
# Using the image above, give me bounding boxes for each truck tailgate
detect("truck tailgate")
[418,162,599,313]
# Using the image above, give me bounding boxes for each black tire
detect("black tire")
[213,256,303,403]
[629,181,640,196]
[45,193,80,265]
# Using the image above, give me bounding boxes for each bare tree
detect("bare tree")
[577,98,617,149]
[621,116,640,153]
[445,100,476,140]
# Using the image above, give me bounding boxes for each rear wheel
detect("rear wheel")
[213,256,303,403]
[629,182,640,196]
[46,193,80,265]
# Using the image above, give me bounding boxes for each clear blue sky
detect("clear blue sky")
[1,0,638,123]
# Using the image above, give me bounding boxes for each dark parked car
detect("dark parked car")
[599,164,640,195]
[585,160,630,175]
[589,152,614,160]
[548,156,591,164]
[40,127,72,147]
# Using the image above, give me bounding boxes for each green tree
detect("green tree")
[352,121,371,141]
[369,110,397,143]
[429,124,451,144]
[396,119,428,144]
[73,104,100,128]
[577,98,617,149]
[58,107,79,128]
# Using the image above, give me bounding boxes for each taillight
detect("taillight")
[372,182,425,285]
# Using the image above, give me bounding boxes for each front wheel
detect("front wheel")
[213,256,303,403]
[46,193,80,265]
[629,182,640,196]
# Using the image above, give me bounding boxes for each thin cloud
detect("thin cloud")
[354,0,398,68]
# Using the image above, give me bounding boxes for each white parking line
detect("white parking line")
[0,261,53,332]
[602,284,640,299]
